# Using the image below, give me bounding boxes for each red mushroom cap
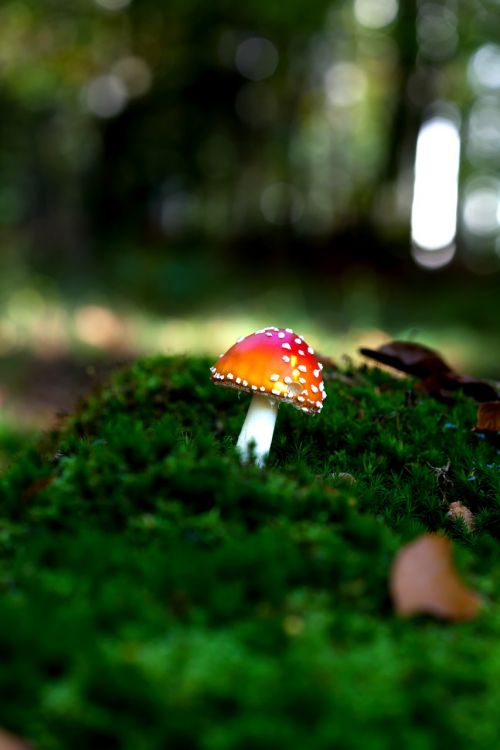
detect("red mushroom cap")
[210,327,326,413]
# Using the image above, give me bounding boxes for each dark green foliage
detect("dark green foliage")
[0,357,499,749]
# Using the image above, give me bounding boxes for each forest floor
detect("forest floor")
[0,352,499,749]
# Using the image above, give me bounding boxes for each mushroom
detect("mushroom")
[210,327,326,467]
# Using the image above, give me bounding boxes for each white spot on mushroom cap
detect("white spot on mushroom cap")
[313,369,320,378]
[285,328,293,333]
[319,382,324,391]
[282,343,291,350]
[270,373,280,382]
[265,332,273,337]
[271,388,281,396]
[298,377,306,384]
[260,386,266,391]
[294,337,302,344]
[311,384,318,393]
[298,349,305,356]
[251,385,257,390]
[297,396,305,402]
[318,362,323,370]
[282,355,290,363]
[284,376,292,384]
[298,364,307,372]
[316,400,322,408]
[308,346,314,354]
[227,373,234,380]
[278,332,285,338]
[243,380,248,386]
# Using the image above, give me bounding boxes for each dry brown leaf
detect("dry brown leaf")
[447,501,475,531]
[476,401,500,432]
[390,533,480,621]
[359,341,453,378]
[360,341,499,403]
[0,729,32,750]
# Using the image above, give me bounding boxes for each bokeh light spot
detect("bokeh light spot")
[411,243,456,270]
[113,56,152,98]
[84,75,128,119]
[354,0,398,29]
[325,62,367,107]
[411,115,460,253]
[467,96,500,163]
[462,177,500,236]
[468,44,500,91]
[235,37,279,81]
[74,305,128,350]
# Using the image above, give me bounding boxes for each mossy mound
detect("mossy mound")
[0,356,499,749]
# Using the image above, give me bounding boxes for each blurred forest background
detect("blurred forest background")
[0,0,499,450]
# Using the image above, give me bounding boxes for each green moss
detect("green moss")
[0,356,499,749]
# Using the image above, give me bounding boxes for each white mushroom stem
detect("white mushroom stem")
[236,393,279,468]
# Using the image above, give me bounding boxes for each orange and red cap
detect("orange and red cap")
[210,327,326,414]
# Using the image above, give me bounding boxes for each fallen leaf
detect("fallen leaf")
[414,375,456,404]
[359,341,453,378]
[476,401,500,432]
[360,341,499,403]
[0,729,32,750]
[447,501,475,531]
[390,534,480,621]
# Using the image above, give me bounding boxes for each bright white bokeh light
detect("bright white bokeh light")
[353,0,398,29]
[463,178,500,236]
[411,116,461,252]
[325,62,367,107]
[235,38,279,81]
[468,44,500,91]
[84,75,128,118]
[411,243,456,270]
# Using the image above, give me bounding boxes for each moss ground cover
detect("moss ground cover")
[0,355,499,749]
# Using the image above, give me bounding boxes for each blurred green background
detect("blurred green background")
[0,0,499,446]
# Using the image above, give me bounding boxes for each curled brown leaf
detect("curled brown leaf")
[360,341,499,403]
[359,341,453,378]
